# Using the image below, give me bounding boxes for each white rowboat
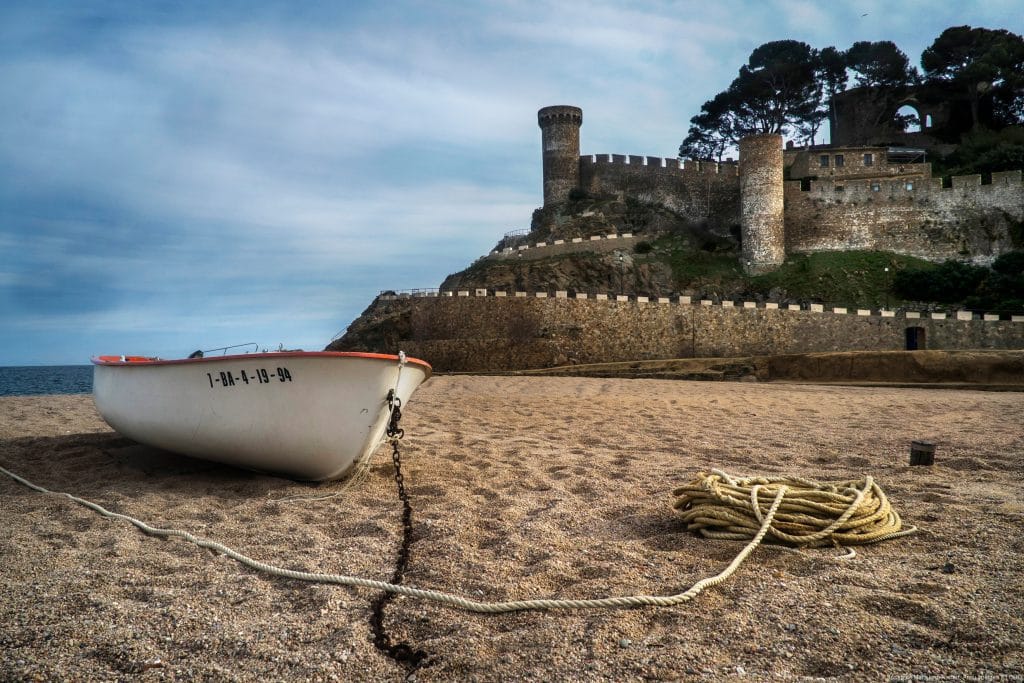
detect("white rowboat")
[92,351,431,481]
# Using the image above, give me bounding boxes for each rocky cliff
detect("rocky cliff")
[441,193,738,297]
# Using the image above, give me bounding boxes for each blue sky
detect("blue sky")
[2,1,1021,365]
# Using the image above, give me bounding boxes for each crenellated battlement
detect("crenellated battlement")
[783,166,1022,265]
[786,168,1022,198]
[536,105,1022,269]
[485,232,638,261]
[580,154,738,176]
[378,286,1024,324]
[538,105,583,127]
[360,290,1024,372]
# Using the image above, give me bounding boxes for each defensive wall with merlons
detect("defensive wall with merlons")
[486,232,639,260]
[336,109,1024,372]
[576,154,740,231]
[335,292,1024,373]
[535,105,1024,272]
[783,170,1023,263]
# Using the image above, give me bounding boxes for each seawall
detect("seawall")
[332,294,1024,373]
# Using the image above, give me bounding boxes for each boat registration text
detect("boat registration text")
[206,367,293,388]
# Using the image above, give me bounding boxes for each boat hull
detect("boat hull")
[92,352,431,481]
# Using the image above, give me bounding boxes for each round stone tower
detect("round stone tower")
[739,134,785,273]
[537,105,583,206]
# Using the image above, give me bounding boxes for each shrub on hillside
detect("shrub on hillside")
[894,251,1024,313]
[968,250,1024,313]
[893,260,988,303]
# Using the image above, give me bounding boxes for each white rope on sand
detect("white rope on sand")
[0,464,913,613]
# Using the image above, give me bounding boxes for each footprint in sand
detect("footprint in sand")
[858,594,944,629]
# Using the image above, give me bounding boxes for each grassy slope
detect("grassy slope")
[448,230,946,310]
[646,235,936,307]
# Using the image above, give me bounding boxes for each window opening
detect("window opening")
[896,105,922,133]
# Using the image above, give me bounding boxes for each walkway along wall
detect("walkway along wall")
[486,232,638,260]
[337,294,1024,372]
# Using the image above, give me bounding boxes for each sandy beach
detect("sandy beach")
[2,376,1022,681]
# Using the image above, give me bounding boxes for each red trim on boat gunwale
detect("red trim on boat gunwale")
[91,351,432,372]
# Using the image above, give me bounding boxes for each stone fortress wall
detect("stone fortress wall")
[365,291,1024,372]
[337,107,1023,370]
[535,105,1024,272]
[577,153,740,228]
[487,232,639,260]
[783,168,1022,265]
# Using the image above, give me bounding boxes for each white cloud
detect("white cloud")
[2,0,1022,364]
[775,0,835,38]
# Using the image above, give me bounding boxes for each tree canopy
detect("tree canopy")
[679,40,820,159]
[679,26,1024,160]
[845,40,917,89]
[921,26,1024,128]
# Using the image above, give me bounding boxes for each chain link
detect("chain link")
[369,389,428,670]
[385,389,405,441]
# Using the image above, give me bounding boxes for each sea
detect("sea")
[0,365,94,397]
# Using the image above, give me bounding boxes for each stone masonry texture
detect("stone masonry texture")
[340,297,1024,372]
[538,105,583,206]
[740,134,786,271]
[538,106,1023,267]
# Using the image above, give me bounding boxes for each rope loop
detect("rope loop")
[673,471,916,550]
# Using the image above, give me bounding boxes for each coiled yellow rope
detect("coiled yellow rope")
[1,464,914,613]
[673,469,917,554]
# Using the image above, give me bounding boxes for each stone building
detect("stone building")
[536,105,1023,273]
[828,85,956,152]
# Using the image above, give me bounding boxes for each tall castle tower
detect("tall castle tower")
[739,134,785,273]
[538,105,583,206]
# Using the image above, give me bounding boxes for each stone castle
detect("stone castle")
[328,104,1024,372]
[536,105,1023,273]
